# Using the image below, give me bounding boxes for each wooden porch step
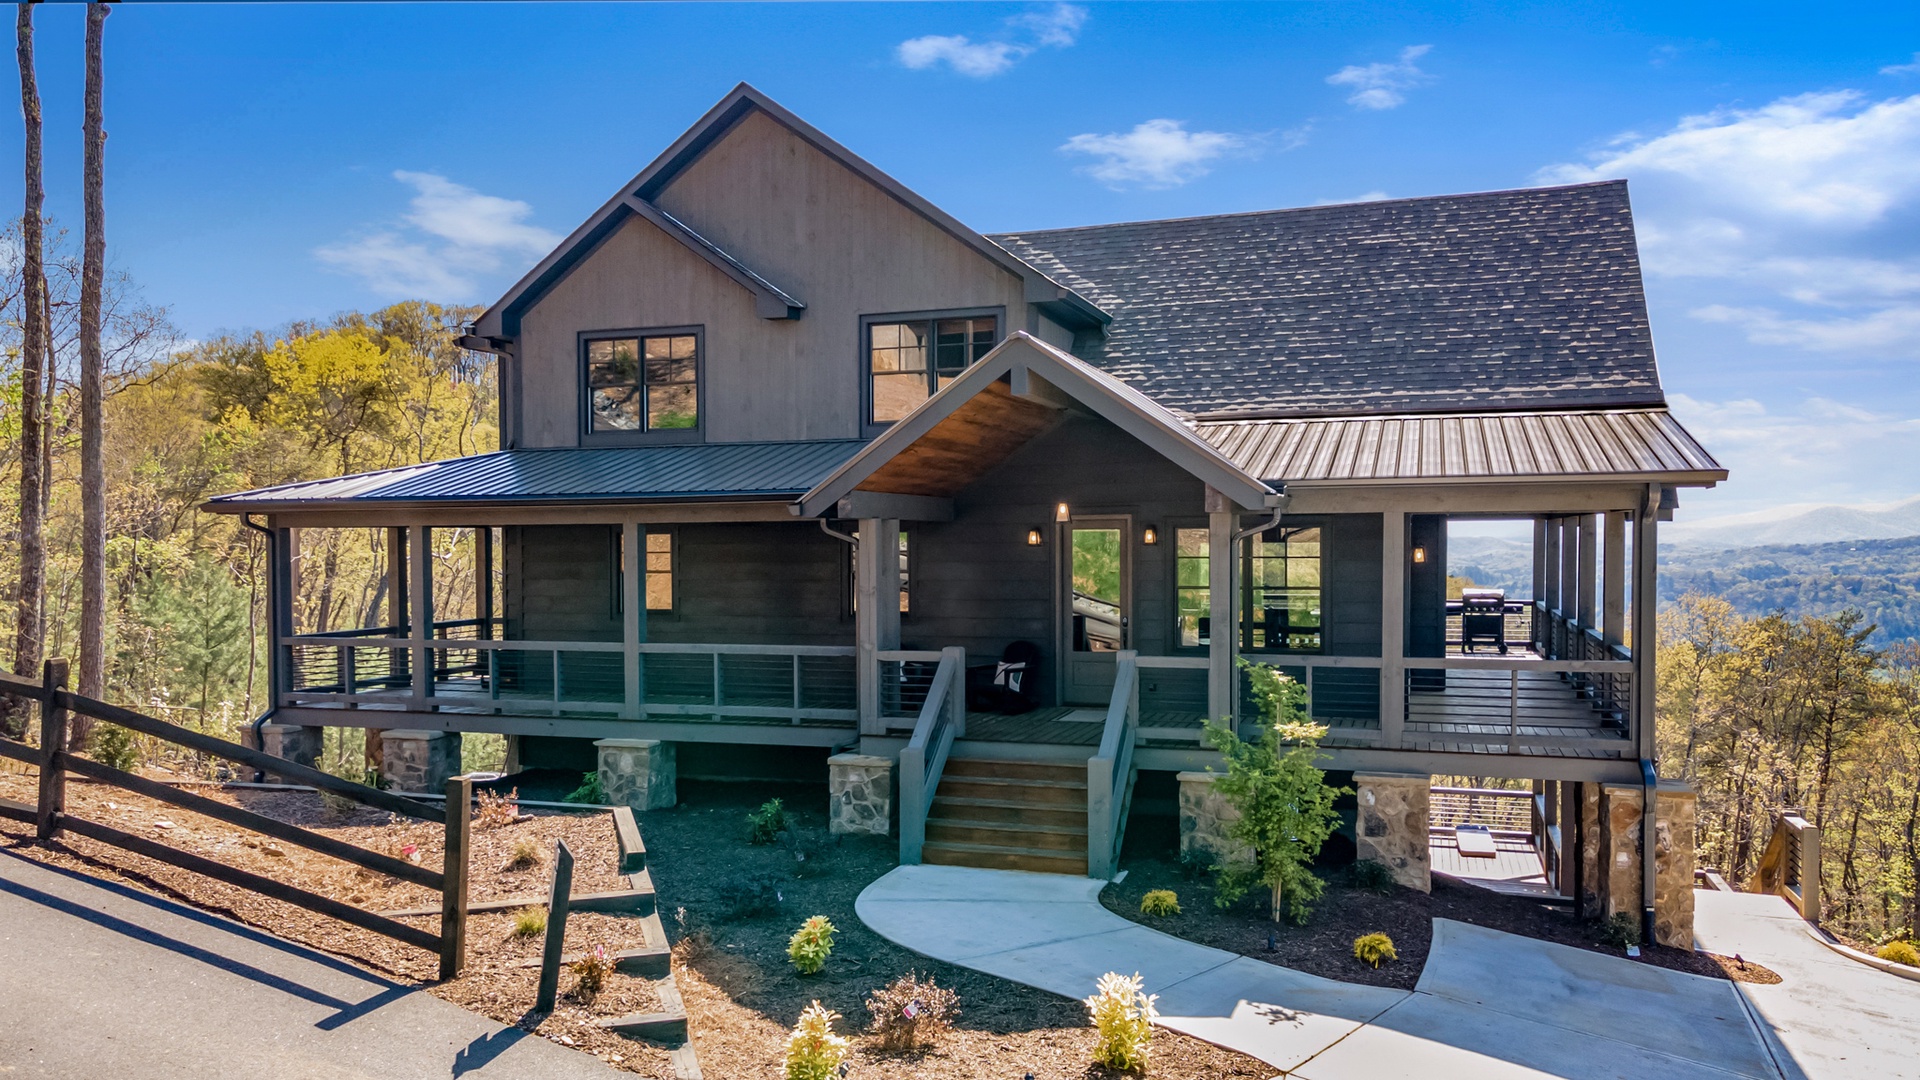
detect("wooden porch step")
[933,774,1088,807]
[925,818,1088,852]
[927,795,1084,829]
[941,757,1086,784]
[923,839,1089,876]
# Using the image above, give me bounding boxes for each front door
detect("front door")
[1061,517,1131,705]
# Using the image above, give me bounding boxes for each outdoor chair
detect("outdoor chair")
[967,640,1042,715]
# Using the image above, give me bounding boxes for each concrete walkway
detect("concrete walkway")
[858,864,1778,1078]
[0,848,622,1079]
[1696,889,1920,1080]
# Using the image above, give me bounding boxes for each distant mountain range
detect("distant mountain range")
[1445,530,1920,646]
[1665,495,1920,549]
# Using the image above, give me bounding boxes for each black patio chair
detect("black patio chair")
[967,640,1042,715]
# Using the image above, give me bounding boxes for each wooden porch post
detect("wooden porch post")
[1631,489,1658,762]
[1531,517,1548,653]
[1541,517,1560,626]
[271,523,296,711]
[476,527,494,639]
[408,524,433,709]
[621,522,645,720]
[1602,511,1626,651]
[855,519,901,736]
[1577,514,1597,635]
[1559,517,1579,621]
[1380,510,1406,747]
[1205,486,1237,725]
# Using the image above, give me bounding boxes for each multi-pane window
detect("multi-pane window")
[1243,526,1322,651]
[867,315,997,424]
[1175,528,1211,647]
[586,333,698,434]
[847,529,911,614]
[614,529,675,614]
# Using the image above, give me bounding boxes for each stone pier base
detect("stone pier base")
[380,730,461,794]
[1355,772,1431,892]
[258,723,321,771]
[596,738,676,811]
[1177,772,1250,865]
[828,753,893,835]
[1596,780,1697,948]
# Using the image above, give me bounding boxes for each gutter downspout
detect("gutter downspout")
[1642,757,1659,946]
[241,514,279,783]
[818,518,858,548]
[1233,493,1290,544]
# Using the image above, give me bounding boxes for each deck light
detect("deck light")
[1412,546,1427,564]
[1055,501,1070,521]
[1142,527,1159,545]
[1027,528,1044,546]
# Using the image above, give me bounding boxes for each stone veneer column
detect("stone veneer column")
[380,729,461,794]
[1597,780,1698,948]
[1355,772,1431,893]
[1177,772,1251,865]
[258,723,321,771]
[827,753,893,836]
[1579,781,1605,918]
[595,738,676,811]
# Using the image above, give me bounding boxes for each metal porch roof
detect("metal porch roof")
[1195,408,1724,484]
[203,440,868,511]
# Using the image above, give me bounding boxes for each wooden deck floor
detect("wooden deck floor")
[1430,832,1560,898]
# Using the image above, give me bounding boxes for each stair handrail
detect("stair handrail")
[1087,650,1139,880]
[1751,808,1821,923]
[897,646,965,866]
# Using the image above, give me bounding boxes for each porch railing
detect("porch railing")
[1087,650,1140,880]
[1134,654,1209,744]
[1398,654,1633,756]
[1443,599,1536,654]
[876,649,945,729]
[1428,785,1534,834]
[898,647,965,865]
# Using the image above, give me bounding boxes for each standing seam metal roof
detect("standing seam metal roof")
[202,440,868,509]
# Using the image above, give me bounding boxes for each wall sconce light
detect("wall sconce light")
[1027,528,1044,546]
[1142,527,1159,545]
[1412,546,1428,564]
[1055,501,1070,522]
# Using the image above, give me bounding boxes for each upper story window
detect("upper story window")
[584,330,700,438]
[865,313,999,427]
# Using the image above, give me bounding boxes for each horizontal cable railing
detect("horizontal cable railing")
[1401,654,1633,756]
[876,649,944,727]
[1429,786,1535,835]
[898,648,964,865]
[1753,809,1821,923]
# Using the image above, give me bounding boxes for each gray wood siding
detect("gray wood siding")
[504,525,619,643]
[650,522,850,647]
[515,108,1028,447]
[1323,514,1384,657]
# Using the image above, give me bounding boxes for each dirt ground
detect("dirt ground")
[1100,848,1734,990]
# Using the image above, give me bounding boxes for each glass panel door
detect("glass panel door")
[1062,518,1130,705]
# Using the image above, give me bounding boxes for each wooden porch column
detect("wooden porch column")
[270,522,297,711]
[1541,517,1560,620]
[1602,511,1627,651]
[855,519,901,736]
[1380,510,1407,747]
[1205,486,1238,724]
[476,527,495,639]
[1559,517,1579,622]
[387,527,408,630]
[1631,489,1659,761]
[408,524,433,709]
[1577,514,1598,635]
[621,523,645,720]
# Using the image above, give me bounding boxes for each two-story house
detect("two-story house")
[207,84,1723,940]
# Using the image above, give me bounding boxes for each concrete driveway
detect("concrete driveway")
[0,848,622,1080]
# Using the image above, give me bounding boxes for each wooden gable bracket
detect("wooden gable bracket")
[620,196,804,320]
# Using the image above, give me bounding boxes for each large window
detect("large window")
[1172,524,1323,651]
[866,314,998,425]
[614,528,676,614]
[586,331,699,435]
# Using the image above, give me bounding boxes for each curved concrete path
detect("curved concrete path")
[858,864,1779,1078]
[0,848,621,1080]
[1696,889,1920,1080]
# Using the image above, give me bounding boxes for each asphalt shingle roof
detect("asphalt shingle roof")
[989,180,1666,419]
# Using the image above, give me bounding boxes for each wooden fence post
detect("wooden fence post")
[438,775,472,980]
[36,658,70,842]
[535,838,575,1013]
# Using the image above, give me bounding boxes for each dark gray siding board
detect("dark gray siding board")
[652,522,850,647]
[506,525,619,643]
[1323,514,1384,657]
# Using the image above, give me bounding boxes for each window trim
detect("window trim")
[1168,519,1212,654]
[612,525,680,620]
[858,307,1005,438]
[1239,516,1327,655]
[1166,516,1330,655]
[578,325,705,446]
[840,522,914,621]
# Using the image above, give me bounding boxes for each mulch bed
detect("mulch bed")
[640,780,1274,1079]
[1100,849,1733,989]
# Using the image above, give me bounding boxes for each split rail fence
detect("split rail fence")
[0,659,472,979]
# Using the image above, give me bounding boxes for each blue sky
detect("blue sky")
[7,1,1920,521]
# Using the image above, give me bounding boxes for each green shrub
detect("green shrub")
[866,970,960,1050]
[783,1001,850,1080]
[1597,912,1641,949]
[1203,661,1347,924]
[1084,970,1157,1072]
[1139,889,1181,917]
[1353,932,1397,968]
[510,905,547,939]
[747,798,788,845]
[88,723,140,772]
[562,771,605,805]
[788,915,835,975]
[1878,940,1920,967]
[1349,859,1396,894]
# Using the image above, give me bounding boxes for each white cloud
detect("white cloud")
[1316,190,1391,205]
[316,172,560,299]
[896,4,1086,78]
[1326,45,1433,110]
[1668,393,1920,516]
[1691,303,1920,353]
[1883,52,1920,76]
[1538,91,1920,226]
[1061,119,1248,189]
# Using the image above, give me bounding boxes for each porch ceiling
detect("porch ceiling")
[852,381,1062,498]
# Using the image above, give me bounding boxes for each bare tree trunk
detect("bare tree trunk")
[75,2,107,740]
[8,2,46,741]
